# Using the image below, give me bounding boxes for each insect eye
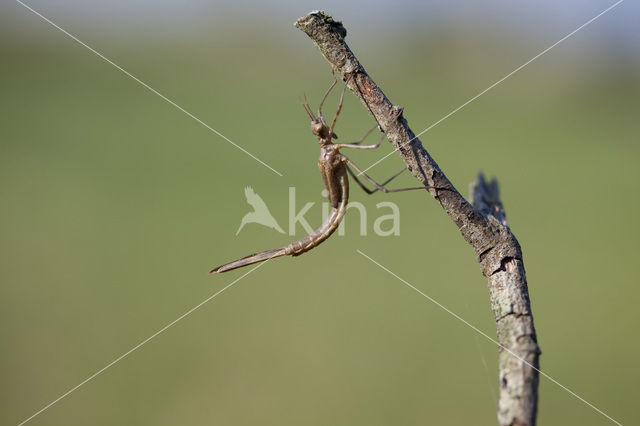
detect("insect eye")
[311,122,323,134]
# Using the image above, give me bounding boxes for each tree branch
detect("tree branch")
[296,11,540,425]
[470,173,540,425]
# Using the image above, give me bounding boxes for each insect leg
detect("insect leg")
[346,165,409,194]
[330,76,352,134]
[317,76,338,118]
[345,157,443,193]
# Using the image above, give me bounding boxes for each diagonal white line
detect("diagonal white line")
[17,261,269,426]
[15,0,283,177]
[359,0,625,176]
[356,249,623,426]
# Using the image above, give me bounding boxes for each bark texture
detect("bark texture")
[296,11,540,425]
[470,173,540,425]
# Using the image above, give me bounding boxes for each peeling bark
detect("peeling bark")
[296,11,540,425]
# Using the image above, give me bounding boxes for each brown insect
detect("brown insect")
[210,77,430,274]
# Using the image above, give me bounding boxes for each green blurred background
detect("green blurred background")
[1,1,638,425]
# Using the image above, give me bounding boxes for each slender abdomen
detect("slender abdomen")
[210,172,349,274]
[209,247,288,274]
[285,190,347,256]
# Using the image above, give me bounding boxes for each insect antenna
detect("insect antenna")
[301,94,315,120]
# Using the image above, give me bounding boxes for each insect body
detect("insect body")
[210,77,427,274]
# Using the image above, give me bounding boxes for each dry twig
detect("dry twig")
[296,11,541,425]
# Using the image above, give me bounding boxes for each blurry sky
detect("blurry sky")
[3,0,639,48]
